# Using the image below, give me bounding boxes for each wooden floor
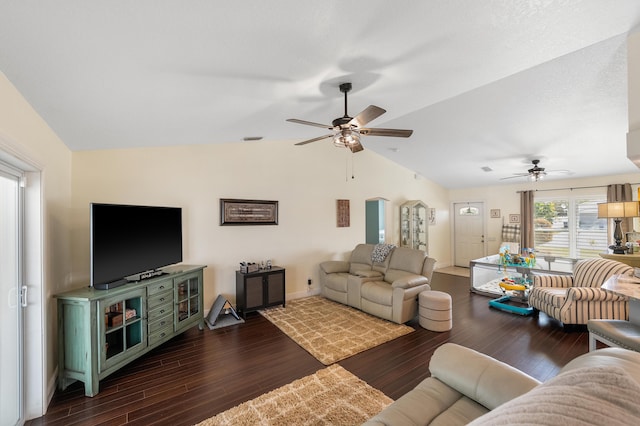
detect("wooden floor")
[28,272,589,426]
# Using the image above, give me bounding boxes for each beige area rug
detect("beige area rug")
[194,364,392,426]
[259,296,414,365]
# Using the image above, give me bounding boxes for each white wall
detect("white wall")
[449,172,640,256]
[70,141,449,308]
[629,31,640,132]
[0,72,72,418]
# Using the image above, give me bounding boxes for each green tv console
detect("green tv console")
[55,265,206,397]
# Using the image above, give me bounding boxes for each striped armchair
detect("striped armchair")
[528,258,634,326]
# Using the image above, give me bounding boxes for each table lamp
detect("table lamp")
[597,201,640,254]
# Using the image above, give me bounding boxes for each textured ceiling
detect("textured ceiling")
[2,1,640,188]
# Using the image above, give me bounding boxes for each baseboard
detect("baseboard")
[288,288,321,300]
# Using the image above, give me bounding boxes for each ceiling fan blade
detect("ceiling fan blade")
[294,134,333,146]
[360,128,413,138]
[286,118,333,130]
[348,142,365,153]
[350,105,386,128]
[499,174,529,180]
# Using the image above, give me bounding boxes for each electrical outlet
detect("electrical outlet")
[307,278,312,285]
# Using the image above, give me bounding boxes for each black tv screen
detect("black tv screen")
[91,203,183,289]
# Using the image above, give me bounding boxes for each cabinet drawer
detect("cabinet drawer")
[147,281,172,297]
[148,302,172,322]
[148,313,173,334]
[148,324,173,347]
[148,290,172,310]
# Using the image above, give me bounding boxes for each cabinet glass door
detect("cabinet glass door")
[100,289,146,371]
[175,272,202,331]
[412,202,427,251]
[400,200,428,250]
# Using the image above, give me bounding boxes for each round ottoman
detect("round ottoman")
[419,290,452,332]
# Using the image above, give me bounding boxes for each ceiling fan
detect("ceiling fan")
[500,159,570,182]
[286,82,413,153]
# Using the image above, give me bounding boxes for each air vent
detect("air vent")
[481,166,493,172]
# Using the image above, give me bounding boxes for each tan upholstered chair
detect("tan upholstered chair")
[528,258,634,326]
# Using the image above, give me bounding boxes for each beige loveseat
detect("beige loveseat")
[319,244,436,324]
[365,342,640,425]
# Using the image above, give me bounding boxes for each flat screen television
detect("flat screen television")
[90,203,183,289]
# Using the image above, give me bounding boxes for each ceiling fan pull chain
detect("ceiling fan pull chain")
[351,150,355,179]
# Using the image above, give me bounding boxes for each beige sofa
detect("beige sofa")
[319,244,436,324]
[365,343,640,425]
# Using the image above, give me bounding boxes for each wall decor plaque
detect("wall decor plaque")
[337,199,350,227]
[220,199,278,225]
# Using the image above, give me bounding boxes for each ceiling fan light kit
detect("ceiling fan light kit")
[333,128,361,148]
[286,82,413,154]
[527,159,546,181]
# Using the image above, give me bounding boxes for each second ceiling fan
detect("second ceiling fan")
[286,83,413,153]
[501,159,571,182]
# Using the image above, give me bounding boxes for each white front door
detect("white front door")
[0,162,24,425]
[453,202,485,267]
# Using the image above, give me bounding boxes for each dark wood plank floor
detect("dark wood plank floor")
[28,272,589,426]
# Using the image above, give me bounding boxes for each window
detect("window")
[534,191,607,258]
[458,206,479,216]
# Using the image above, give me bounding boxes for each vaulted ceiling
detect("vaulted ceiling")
[2,1,640,188]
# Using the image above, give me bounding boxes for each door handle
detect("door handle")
[21,285,28,307]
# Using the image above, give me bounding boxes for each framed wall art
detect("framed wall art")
[336,199,350,227]
[428,207,436,225]
[220,199,278,225]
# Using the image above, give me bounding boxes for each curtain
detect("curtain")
[520,190,535,250]
[607,183,634,242]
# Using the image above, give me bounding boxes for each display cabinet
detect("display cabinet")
[56,265,205,397]
[236,266,285,318]
[400,200,428,251]
[470,254,576,297]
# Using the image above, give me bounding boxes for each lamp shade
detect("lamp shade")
[597,201,640,218]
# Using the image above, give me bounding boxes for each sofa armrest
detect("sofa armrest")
[391,274,429,289]
[533,274,574,288]
[430,343,541,410]
[566,287,628,302]
[422,257,436,282]
[319,261,350,274]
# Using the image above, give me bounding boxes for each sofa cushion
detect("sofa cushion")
[530,287,567,308]
[573,258,633,288]
[391,274,429,289]
[349,244,374,275]
[322,272,350,293]
[468,365,640,426]
[388,246,427,275]
[361,281,393,306]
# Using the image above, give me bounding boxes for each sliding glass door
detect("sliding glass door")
[0,162,24,425]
